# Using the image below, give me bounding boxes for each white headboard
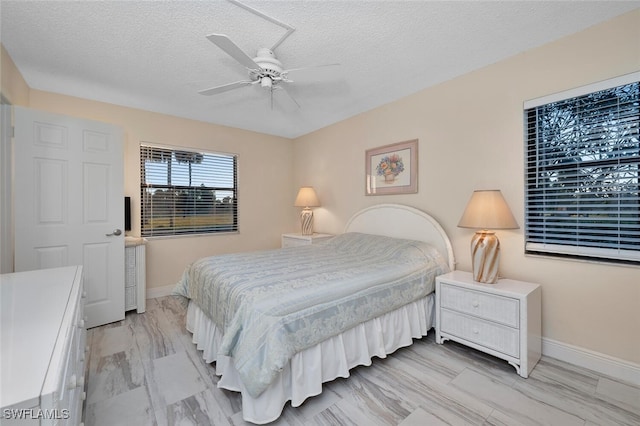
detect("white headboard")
[344,204,455,270]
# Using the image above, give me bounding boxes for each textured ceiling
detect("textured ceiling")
[1,1,638,139]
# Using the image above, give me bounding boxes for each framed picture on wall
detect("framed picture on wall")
[365,139,418,195]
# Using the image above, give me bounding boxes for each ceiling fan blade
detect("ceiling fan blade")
[282,63,340,81]
[279,87,300,109]
[206,33,260,70]
[198,80,255,96]
[271,86,300,112]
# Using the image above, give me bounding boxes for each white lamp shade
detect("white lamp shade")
[294,187,320,207]
[458,190,519,230]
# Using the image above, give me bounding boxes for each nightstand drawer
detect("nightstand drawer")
[440,283,519,328]
[282,237,307,248]
[440,309,520,358]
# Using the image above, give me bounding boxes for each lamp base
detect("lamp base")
[471,231,500,284]
[300,208,314,235]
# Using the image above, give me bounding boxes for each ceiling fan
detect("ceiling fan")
[199,34,339,108]
[198,1,338,108]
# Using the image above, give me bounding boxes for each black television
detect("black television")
[124,196,131,231]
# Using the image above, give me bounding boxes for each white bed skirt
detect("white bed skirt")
[186,294,435,424]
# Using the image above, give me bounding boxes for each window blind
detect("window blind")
[524,77,640,263]
[140,144,238,237]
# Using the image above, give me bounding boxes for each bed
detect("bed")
[173,204,455,424]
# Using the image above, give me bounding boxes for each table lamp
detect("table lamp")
[458,190,519,283]
[294,186,320,235]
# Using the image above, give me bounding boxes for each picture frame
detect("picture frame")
[366,139,418,195]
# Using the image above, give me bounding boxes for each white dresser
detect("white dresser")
[0,266,87,425]
[435,270,542,378]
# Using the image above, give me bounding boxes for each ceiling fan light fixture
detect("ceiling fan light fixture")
[260,77,273,88]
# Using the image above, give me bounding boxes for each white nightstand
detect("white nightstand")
[435,270,542,378]
[281,233,333,248]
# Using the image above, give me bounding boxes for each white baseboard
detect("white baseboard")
[146,284,176,300]
[542,337,640,386]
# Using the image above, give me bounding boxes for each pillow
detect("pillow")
[323,232,445,264]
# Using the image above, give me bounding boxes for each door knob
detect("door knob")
[106,229,122,237]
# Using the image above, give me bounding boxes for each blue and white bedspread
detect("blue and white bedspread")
[173,232,449,397]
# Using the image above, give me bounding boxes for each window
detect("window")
[140,144,237,237]
[524,74,640,263]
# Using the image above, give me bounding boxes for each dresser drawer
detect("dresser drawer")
[440,283,519,328]
[440,309,520,358]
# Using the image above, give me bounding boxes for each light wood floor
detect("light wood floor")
[84,296,640,426]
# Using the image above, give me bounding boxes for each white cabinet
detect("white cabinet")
[125,237,146,313]
[281,233,333,248]
[0,266,87,425]
[435,270,542,378]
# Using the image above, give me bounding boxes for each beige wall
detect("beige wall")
[293,10,640,364]
[1,44,29,105]
[14,88,296,289]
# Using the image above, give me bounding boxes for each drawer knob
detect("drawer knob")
[78,319,85,328]
[82,391,87,401]
[472,300,479,308]
[473,328,479,335]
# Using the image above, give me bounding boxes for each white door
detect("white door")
[14,107,124,328]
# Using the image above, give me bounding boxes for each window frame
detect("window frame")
[523,72,640,264]
[140,143,238,238]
